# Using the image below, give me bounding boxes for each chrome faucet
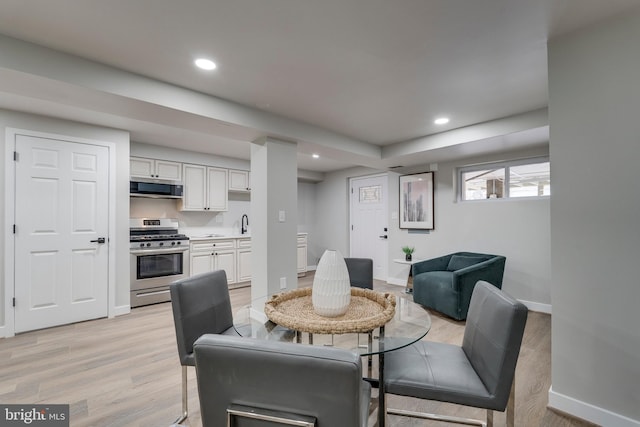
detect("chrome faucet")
[241,214,249,234]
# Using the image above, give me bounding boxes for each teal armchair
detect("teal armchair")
[412,252,506,320]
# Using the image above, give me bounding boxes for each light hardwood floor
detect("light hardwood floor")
[0,275,596,427]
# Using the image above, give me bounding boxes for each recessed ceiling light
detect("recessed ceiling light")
[312,154,320,159]
[195,58,217,71]
[434,117,450,125]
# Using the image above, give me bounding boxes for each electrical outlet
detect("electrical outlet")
[280,277,287,289]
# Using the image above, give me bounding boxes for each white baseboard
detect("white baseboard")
[548,387,640,427]
[518,299,552,314]
[386,278,406,287]
[113,305,130,317]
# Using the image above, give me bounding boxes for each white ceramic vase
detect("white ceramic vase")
[312,249,351,317]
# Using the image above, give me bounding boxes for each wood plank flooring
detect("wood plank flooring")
[0,276,597,427]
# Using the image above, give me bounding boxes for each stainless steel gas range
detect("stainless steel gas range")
[130,218,189,308]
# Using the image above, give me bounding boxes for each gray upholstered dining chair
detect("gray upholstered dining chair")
[169,270,240,424]
[344,257,374,289]
[193,333,372,427]
[384,281,528,427]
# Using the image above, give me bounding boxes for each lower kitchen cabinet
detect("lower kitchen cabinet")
[189,234,307,284]
[190,239,236,284]
[236,237,252,283]
[236,248,252,282]
[297,234,308,276]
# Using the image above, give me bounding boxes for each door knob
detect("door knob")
[379,235,388,239]
[90,237,106,244]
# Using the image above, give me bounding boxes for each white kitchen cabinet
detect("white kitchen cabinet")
[190,239,237,283]
[236,238,252,283]
[180,164,228,211]
[297,234,308,276]
[130,157,182,181]
[228,169,251,192]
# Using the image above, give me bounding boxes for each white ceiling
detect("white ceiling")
[0,0,638,173]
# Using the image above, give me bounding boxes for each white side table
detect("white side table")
[392,258,425,293]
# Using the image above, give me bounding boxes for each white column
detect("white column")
[250,137,298,301]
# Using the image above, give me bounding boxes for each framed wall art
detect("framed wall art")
[399,172,434,230]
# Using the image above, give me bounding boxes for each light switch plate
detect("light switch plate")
[278,210,285,222]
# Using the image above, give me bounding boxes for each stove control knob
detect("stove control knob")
[171,241,176,246]
[139,243,145,248]
[159,242,164,246]
[177,241,181,245]
[146,243,151,247]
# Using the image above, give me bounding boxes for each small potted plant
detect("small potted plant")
[402,246,415,261]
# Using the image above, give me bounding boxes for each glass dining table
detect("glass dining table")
[233,288,432,427]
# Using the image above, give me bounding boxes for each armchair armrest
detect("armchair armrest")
[451,256,506,292]
[412,255,451,276]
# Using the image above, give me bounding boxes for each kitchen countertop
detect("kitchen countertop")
[188,232,307,241]
[189,234,250,241]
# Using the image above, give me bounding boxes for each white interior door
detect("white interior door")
[14,134,109,333]
[350,175,388,280]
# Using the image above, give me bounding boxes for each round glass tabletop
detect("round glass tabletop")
[233,289,431,356]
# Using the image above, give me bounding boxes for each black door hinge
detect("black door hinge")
[13,298,16,307]
[13,151,18,161]
[13,224,16,234]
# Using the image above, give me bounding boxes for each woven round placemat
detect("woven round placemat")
[264,287,396,334]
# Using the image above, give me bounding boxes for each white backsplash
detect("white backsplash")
[130,197,250,237]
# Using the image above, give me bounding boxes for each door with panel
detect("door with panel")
[14,134,109,333]
[349,174,388,281]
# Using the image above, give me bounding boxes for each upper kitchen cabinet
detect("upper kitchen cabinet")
[228,169,251,192]
[130,157,182,181]
[180,163,228,211]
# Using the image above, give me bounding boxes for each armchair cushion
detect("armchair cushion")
[447,255,488,271]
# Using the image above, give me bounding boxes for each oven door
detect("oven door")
[130,246,190,292]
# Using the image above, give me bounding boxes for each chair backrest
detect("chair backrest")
[169,270,234,365]
[344,257,373,289]
[462,281,528,409]
[194,334,368,427]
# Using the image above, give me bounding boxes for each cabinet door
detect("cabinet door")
[237,249,252,282]
[130,157,154,179]
[207,167,228,211]
[297,245,307,274]
[215,250,236,284]
[181,164,207,211]
[191,252,214,276]
[155,160,182,181]
[229,169,250,192]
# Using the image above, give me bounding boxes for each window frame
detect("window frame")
[457,156,550,202]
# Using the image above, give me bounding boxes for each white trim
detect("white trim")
[548,387,640,427]
[113,305,131,317]
[386,278,406,287]
[518,299,552,314]
[4,129,16,337]
[3,127,118,337]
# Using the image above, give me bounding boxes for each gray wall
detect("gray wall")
[548,9,640,425]
[388,148,551,308]
[0,110,130,333]
[315,147,551,310]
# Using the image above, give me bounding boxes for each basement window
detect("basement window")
[458,157,550,201]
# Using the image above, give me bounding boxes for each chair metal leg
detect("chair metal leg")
[506,379,515,427]
[387,377,516,427]
[174,365,188,424]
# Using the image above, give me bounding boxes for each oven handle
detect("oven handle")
[136,289,171,297]
[130,247,190,255]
